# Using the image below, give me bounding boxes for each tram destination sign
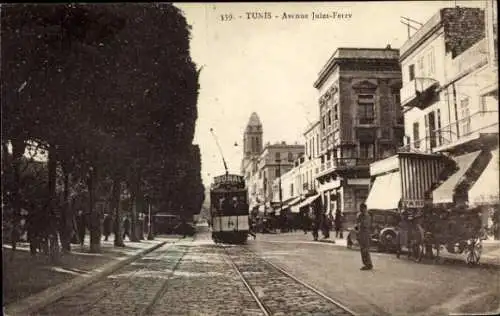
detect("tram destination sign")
[213,174,245,186]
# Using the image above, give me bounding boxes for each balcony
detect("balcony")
[398,110,499,154]
[355,117,377,127]
[335,157,375,169]
[400,77,440,109]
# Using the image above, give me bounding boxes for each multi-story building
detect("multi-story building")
[313,47,403,226]
[366,6,498,232]
[240,112,305,212]
[258,142,304,211]
[271,120,322,214]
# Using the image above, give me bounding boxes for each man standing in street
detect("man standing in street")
[357,203,373,270]
[123,216,131,241]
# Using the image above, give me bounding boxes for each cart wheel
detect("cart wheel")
[465,237,482,265]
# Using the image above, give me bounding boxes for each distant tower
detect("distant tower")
[241,112,263,175]
[244,112,263,158]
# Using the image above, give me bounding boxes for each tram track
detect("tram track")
[142,236,195,316]
[219,243,357,316]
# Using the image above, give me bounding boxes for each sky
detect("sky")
[174,1,485,187]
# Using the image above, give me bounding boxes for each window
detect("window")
[409,64,415,81]
[426,111,437,149]
[460,97,471,135]
[413,122,420,148]
[322,115,326,130]
[275,152,280,161]
[427,48,435,76]
[275,168,281,177]
[436,109,442,146]
[327,110,332,126]
[288,152,293,162]
[417,56,424,77]
[333,104,339,121]
[290,184,294,197]
[358,94,375,124]
[359,143,375,159]
[256,138,260,151]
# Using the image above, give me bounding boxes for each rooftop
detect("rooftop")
[314,46,400,88]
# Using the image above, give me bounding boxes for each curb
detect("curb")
[3,240,168,316]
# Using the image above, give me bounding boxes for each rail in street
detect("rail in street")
[222,244,356,316]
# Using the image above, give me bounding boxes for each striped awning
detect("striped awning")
[433,151,482,204]
[468,149,499,206]
[365,172,401,210]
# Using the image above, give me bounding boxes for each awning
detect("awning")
[365,172,401,210]
[468,149,499,206]
[286,196,302,207]
[318,180,341,193]
[432,151,482,204]
[297,194,321,210]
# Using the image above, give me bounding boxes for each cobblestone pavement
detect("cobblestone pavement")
[149,239,263,316]
[34,234,265,316]
[35,239,190,316]
[225,245,353,316]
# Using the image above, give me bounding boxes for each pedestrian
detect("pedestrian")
[123,216,131,241]
[103,214,112,241]
[321,212,330,239]
[335,210,344,239]
[76,210,86,247]
[357,203,373,270]
[309,206,319,241]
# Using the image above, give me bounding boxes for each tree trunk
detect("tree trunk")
[10,138,26,257]
[129,178,140,242]
[47,144,61,263]
[112,177,125,247]
[60,166,72,253]
[88,167,101,253]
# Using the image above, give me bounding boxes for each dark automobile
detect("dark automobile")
[346,210,400,252]
[174,221,196,237]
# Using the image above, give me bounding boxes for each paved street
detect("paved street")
[18,228,500,316]
[249,232,500,316]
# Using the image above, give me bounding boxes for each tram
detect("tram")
[209,173,250,244]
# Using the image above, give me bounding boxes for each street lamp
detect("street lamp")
[276,159,283,217]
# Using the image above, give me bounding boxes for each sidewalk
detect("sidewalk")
[2,235,177,315]
[254,231,500,266]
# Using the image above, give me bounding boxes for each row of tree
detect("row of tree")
[1,4,205,260]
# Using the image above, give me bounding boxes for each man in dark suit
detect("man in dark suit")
[357,203,373,270]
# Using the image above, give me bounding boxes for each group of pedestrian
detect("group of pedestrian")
[304,206,344,241]
[73,211,133,246]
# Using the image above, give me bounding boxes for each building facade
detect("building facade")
[313,47,404,226]
[366,6,498,233]
[258,142,304,211]
[271,120,322,214]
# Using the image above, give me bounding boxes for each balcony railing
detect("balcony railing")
[400,77,439,109]
[399,110,499,153]
[355,117,377,126]
[335,157,376,168]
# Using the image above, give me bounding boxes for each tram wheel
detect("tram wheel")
[465,237,482,265]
